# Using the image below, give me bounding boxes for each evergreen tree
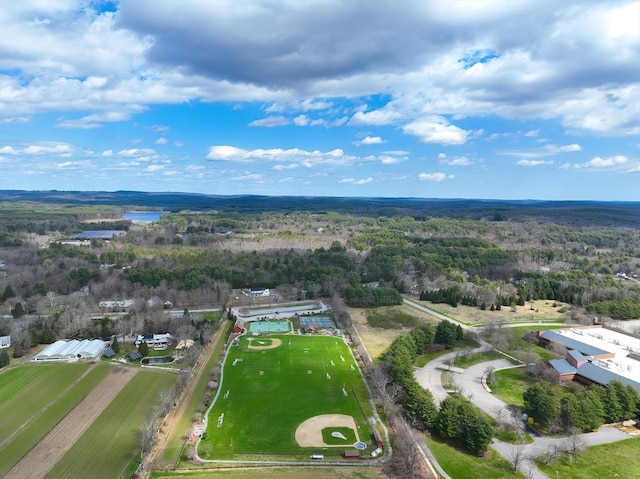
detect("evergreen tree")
[524,384,559,428]
[138,341,150,357]
[12,302,25,318]
[0,349,9,368]
[111,334,120,353]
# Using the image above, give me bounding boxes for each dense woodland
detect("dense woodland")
[1,194,639,357]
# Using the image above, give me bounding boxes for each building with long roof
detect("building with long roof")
[31,339,106,362]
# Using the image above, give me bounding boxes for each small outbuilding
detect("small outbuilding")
[344,450,360,460]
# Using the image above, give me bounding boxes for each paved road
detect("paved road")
[406,299,632,479]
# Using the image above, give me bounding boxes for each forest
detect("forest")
[0,193,639,357]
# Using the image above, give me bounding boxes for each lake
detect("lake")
[70,230,126,239]
[123,211,168,223]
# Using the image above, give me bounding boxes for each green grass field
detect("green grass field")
[0,363,111,477]
[162,320,232,467]
[426,436,525,479]
[151,466,388,479]
[45,369,177,479]
[537,437,640,479]
[199,334,376,460]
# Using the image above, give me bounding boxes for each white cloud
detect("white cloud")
[350,109,402,126]
[501,143,582,158]
[118,148,156,157]
[517,159,553,167]
[232,173,264,181]
[355,177,373,184]
[441,155,473,166]
[0,146,19,154]
[354,135,384,146]
[418,172,453,182]
[56,111,133,129]
[144,165,164,172]
[293,115,309,126]
[574,155,629,169]
[525,129,540,137]
[272,163,299,171]
[559,163,571,170]
[403,116,471,145]
[102,150,113,157]
[249,116,290,127]
[339,178,354,183]
[174,141,184,147]
[23,144,75,155]
[155,137,168,145]
[207,145,392,167]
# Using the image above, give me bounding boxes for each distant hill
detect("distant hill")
[0,190,638,227]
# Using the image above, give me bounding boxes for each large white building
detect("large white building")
[31,339,106,362]
[134,333,175,350]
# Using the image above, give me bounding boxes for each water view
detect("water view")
[123,211,168,223]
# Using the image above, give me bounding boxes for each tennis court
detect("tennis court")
[299,316,336,330]
[247,320,292,333]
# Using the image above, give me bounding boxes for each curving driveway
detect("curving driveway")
[407,299,632,479]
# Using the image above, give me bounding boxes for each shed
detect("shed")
[344,450,360,460]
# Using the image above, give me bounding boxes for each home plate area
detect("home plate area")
[295,414,361,448]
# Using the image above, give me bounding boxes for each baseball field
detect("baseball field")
[199,334,379,461]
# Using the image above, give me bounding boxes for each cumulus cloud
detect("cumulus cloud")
[501,143,582,158]
[418,172,454,182]
[403,116,471,145]
[350,109,402,126]
[118,148,156,157]
[354,136,384,146]
[155,137,168,145]
[574,155,629,169]
[207,144,393,167]
[249,116,290,127]
[517,159,553,167]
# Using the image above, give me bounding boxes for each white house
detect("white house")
[99,299,134,309]
[0,335,10,349]
[248,287,270,297]
[134,333,175,350]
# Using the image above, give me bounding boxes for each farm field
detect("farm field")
[413,298,568,327]
[199,334,378,461]
[151,467,387,478]
[0,363,110,477]
[44,368,177,479]
[348,304,436,360]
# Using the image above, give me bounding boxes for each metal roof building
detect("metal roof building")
[31,339,106,362]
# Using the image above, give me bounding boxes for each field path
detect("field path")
[4,366,137,479]
[142,320,230,476]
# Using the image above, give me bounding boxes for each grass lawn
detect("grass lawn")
[199,334,375,460]
[452,350,504,368]
[162,320,232,466]
[415,348,451,367]
[537,437,640,479]
[492,368,568,409]
[45,369,177,479]
[0,364,111,477]
[425,435,524,479]
[151,467,387,478]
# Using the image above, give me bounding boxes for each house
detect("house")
[302,324,317,334]
[0,335,10,349]
[99,299,134,309]
[248,287,270,297]
[134,333,175,350]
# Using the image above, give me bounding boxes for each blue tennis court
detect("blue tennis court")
[299,316,335,329]
[247,320,292,333]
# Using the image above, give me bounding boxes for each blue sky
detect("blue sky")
[0,0,639,201]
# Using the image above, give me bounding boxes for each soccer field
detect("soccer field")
[199,334,377,460]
